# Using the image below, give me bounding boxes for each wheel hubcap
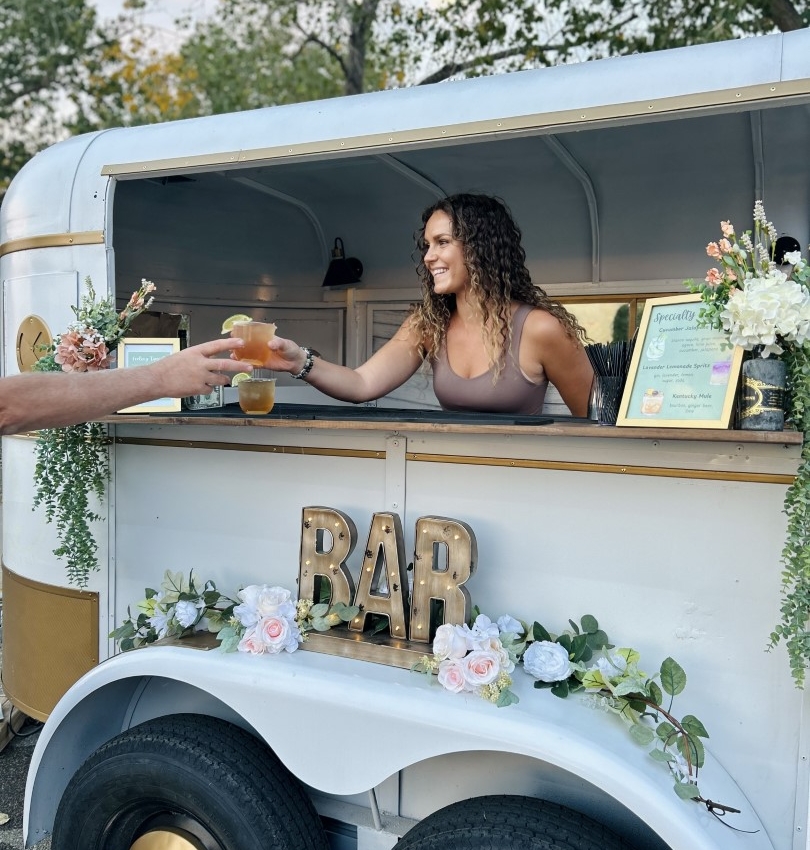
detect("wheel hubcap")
[131,829,203,850]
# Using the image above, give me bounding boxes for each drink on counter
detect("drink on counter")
[238,378,276,415]
[231,320,277,367]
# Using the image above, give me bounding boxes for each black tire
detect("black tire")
[395,795,634,850]
[51,713,329,850]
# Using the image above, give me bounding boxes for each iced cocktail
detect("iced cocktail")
[238,378,276,414]
[231,321,277,367]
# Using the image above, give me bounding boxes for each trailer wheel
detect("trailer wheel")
[395,795,633,850]
[51,713,329,850]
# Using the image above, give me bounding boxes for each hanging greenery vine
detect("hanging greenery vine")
[769,345,810,686]
[32,422,110,587]
[31,277,157,588]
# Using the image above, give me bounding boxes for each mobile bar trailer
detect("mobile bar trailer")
[1,29,809,850]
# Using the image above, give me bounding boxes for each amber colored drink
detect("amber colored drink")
[231,321,277,367]
[238,378,276,415]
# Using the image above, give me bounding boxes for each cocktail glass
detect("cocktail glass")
[238,377,276,415]
[231,321,277,367]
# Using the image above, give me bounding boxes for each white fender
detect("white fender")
[26,644,772,849]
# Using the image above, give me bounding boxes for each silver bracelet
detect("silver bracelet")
[291,346,315,380]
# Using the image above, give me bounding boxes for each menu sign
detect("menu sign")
[616,294,743,429]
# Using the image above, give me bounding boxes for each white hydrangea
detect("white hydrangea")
[720,273,810,356]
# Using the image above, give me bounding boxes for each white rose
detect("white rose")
[175,599,200,628]
[523,640,572,682]
[255,586,294,618]
[463,648,501,688]
[497,615,523,636]
[433,623,469,660]
[437,658,468,693]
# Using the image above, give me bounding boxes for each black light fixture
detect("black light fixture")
[322,237,363,287]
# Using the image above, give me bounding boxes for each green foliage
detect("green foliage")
[525,616,717,806]
[769,343,810,686]
[32,421,109,588]
[0,0,97,189]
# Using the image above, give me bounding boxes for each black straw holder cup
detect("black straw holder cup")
[589,375,625,425]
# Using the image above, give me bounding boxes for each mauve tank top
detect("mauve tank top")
[431,303,548,415]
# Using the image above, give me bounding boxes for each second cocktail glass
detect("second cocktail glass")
[237,378,276,415]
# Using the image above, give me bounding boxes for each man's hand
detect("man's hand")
[150,338,254,397]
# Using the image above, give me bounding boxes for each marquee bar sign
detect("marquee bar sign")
[298,506,477,668]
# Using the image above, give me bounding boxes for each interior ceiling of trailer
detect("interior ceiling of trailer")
[113,99,810,290]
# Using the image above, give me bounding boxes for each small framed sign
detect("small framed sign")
[616,294,743,429]
[117,337,181,413]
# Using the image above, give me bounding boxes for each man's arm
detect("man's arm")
[0,338,252,436]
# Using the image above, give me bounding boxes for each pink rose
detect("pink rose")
[437,658,468,693]
[257,615,291,653]
[706,241,722,260]
[463,649,500,688]
[718,238,732,255]
[237,625,265,655]
[720,220,734,237]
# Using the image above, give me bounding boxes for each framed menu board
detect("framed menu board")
[116,337,182,413]
[616,294,743,428]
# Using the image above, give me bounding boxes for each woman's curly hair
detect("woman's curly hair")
[410,193,586,379]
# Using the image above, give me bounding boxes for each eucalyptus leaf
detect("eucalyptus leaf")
[310,603,329,617]
[496,689,520,707]
[311,617,331,632]
[580,614,599,634]
[532,622,552,642]
[649,748,673,763]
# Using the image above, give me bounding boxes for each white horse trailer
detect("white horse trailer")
[1,29,809,850]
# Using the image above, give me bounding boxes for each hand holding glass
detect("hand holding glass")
[230,321,277,367]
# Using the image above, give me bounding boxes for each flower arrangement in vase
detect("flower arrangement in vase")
[686,202,810,686]
[33,277,157,587]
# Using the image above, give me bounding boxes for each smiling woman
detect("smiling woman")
[256,193,594,416]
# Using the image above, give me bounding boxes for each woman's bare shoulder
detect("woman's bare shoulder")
[520,305,574,344]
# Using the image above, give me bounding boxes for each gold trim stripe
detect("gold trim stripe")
[100,83,810,178]
[113,436,792,484]
[114,436,384,460]
[0,231,105,258]
[406,452,794,485]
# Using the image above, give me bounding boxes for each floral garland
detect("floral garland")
[415,612,736,814]
[110,570,358,654]
[33,278,157,587]
[113,575,733,814]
